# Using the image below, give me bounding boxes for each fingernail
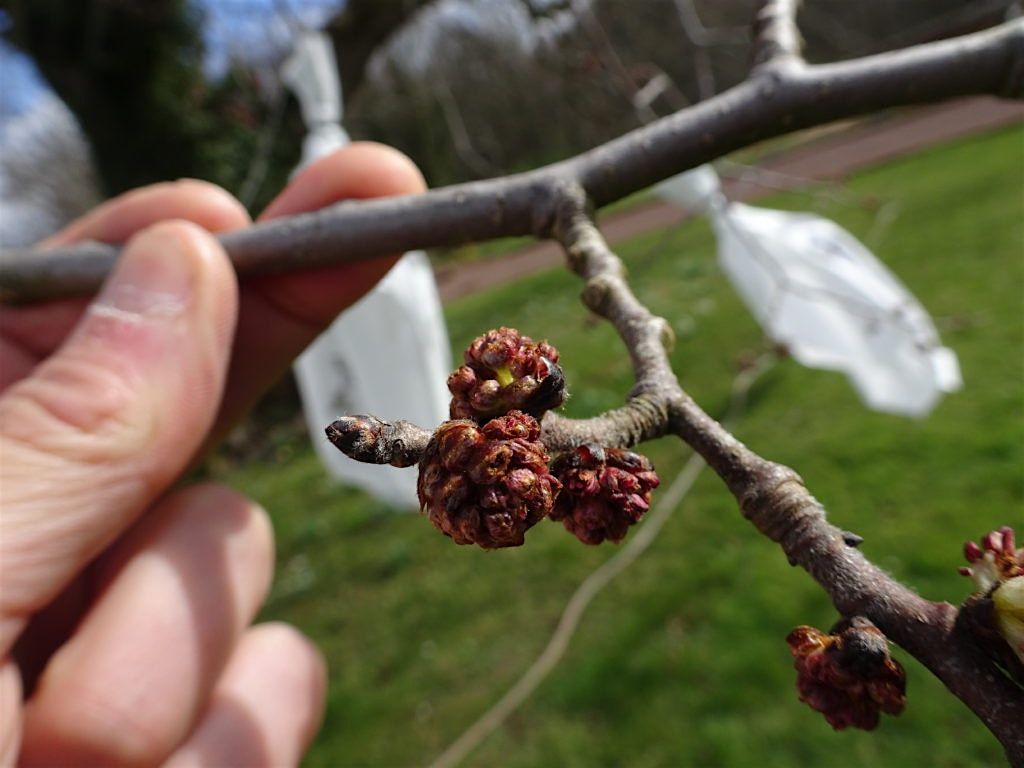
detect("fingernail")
[93,226,196,321]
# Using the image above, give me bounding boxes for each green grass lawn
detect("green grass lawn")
[218,125,1023,767]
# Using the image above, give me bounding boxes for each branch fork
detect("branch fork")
[2,15,1021,302]
[328,199,1024,761]
[321,9,1024,757]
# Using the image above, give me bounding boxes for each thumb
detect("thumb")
[0,221,238,654]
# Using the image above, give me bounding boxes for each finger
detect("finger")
[11,570,93,700]
[0,660,22,766]
[0,180,250,391]
[42,179,250,248]
[254,141,426,318]
[0,222,238,653]
[18,484,273,768]
[214,142,426,433]
[0,335,45,395]
[164,623,326,768]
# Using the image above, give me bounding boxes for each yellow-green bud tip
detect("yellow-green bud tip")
[494,365,514,387]
[993,576,1024,664]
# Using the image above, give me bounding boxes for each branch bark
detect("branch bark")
[557,189,1022,758]
[2,19,1021,302]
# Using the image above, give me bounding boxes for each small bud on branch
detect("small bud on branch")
[787,617,906,731]
[958,526,1024,683]
[449,327,566,422]
[549,443,660,545]
[325,415,429,468]
[417,412,560,549]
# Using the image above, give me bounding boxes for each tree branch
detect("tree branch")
[2,20,1021,303]
[325,193,1024,761]
[552,199,1024,762]
[666,399,1024,762]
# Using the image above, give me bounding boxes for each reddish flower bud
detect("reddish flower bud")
[787,617,906,731]
[448,327,566,422]
[960,525,1023,593]
[548,444,660,545]
[417,411,560,549]
[959,526,1024,680]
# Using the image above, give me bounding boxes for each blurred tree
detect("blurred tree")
[2,0,1012,206]
[346,0,1013,187]
[5,0,262,197]
[325,0,433,104]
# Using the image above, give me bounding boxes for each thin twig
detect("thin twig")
[672,0,749,48]
[569,0,660,124]
[2,20,1021,302]
[552,199,1024,762]
[432,78,502,178]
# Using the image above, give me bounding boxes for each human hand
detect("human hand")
[0,143,426,766]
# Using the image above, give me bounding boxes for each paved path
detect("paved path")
[434,96,1023,303]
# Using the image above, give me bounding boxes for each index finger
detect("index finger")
[210,142,427,434]
[40,179,251,249]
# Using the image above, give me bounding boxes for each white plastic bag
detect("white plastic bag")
[655,163,723,215]
[284,31,452,507]
[657,166,961,418]
[293,252,451,507]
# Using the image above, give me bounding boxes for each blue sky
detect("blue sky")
[200,0,344,77]
[0,11,48,121]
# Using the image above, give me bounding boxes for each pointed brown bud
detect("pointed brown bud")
[325,415,427,467]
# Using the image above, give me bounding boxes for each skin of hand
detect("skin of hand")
[0,143,426,767]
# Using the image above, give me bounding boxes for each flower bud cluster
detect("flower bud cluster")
[420,326,659,549]
[786,617,906,731]
[448,327,565,422]
[548,444,661,544]
[959,526,1023,671]
[417,411,560,549]
[960,525,1022,591]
